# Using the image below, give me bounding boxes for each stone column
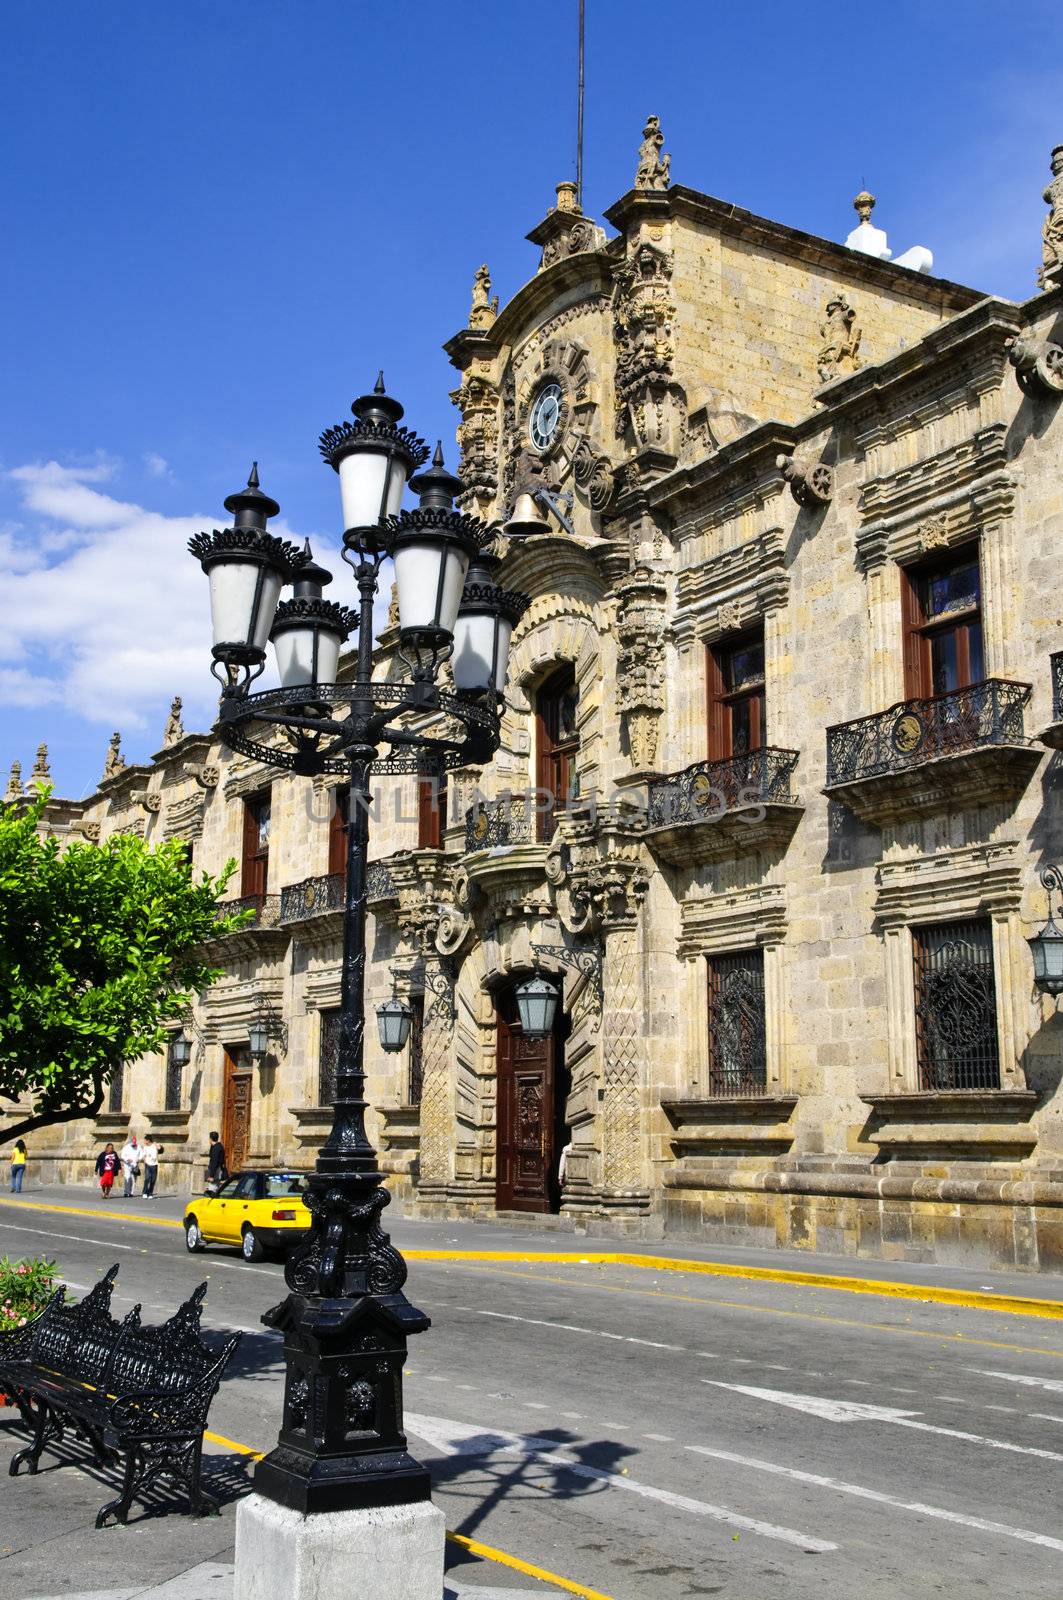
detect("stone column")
[595,862,651,1208]
[410,951,454,1200]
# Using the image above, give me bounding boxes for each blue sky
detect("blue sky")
[1,0,1060,798]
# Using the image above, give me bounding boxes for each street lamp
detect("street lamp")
[515,973,560,1038]
[377,991,413,1053]
[170,1031,192,1069]
[190,376,528,1535]
[1029,865,1063,997]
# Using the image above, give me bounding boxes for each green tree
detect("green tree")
[0,789,246,1143]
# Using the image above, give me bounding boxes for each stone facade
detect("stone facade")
[7,127,1063,1273]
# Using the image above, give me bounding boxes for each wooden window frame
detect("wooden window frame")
[241,789,271,901]
[417,773,449,851]
[327,785,350,878]
[901,542,984,700]
[706,629,766,760]
[535,665,579,842]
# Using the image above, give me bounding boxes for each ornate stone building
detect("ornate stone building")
[7,129,1063,1272]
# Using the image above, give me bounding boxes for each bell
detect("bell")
[503,491,551,540]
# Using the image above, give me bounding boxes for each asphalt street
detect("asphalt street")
[2,1189,1063,1599]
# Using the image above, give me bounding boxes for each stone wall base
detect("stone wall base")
[664,1177,1063,1273]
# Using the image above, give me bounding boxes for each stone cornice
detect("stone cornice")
[149,730,213,769]
[676,526,789,640]
[678,882,787,958]
[487,255,615,356]
[874,842,1024,929]
[644,420,798,516]
[606,185,984,315]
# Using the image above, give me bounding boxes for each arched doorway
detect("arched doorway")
[495,981,571,1213]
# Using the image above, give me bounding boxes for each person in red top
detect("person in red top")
[95,1143,120,1198]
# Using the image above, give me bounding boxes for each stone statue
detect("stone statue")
[102,731,126,781]
[468,264,499,330]
[163,695,184,746]
[817,293,862,383]
[635,115,671,192]
[4,760,23,801]
[30,744,50,787]
[1040,145,1063,290]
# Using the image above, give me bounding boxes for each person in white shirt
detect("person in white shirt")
[119,1135,140,1198]
[141,1136,160,1199]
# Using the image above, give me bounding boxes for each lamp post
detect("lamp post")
[1029,865,1063,998]
[190,377,528,1596]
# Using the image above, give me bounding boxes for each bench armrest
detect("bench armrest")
[105,1334,241,1435]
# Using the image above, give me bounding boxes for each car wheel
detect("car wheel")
[242,1224,266,1263]
[185,1218,205,1253]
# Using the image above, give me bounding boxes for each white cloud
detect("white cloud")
[143,452,172,480]
[0,459,307,738]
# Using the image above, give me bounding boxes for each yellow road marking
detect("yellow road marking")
[445,1530,616,1599]
[202,1430,614,1598]
[4,1195,1063,1322]
[436,1261,1063,1359]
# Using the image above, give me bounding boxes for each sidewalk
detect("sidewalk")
[6,1180,1063,1308]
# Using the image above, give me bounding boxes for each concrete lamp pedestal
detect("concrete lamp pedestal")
[234,1493,446,1600]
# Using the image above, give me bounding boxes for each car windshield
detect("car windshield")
[264,1174,307,1199]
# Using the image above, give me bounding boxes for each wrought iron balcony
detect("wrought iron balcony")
[464,794,534,852]
[825,678,1039,825]
[1041,652,1063,751]
[279,873,344,924]
[642,748,802,866]
[216,893,282,931]
[366,859,397,905]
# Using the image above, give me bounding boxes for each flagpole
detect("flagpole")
[576,0,586,209]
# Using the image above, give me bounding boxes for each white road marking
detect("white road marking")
[560,1411,583,1420]
[687,1443,1063,1554]
[706,1382,1063,1464]
[465,1307,683,1352]
[0,1221,138,1251]
[969,1369,1063,1395]
[406,1411,836,1553]
[1031,1412,1063,1425]
[985,1405,1019,1414]
[643,1432,673,1442]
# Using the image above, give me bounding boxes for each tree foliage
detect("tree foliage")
[0,790,245,1142]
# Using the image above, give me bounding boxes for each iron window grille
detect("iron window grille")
[707,949,767,1096]
[913,919,1001,1091]
[107,1064,125,1113]
[1052,651,1063,724]
[318,1008,342,1106]
[164,1038,184,1113]
[464,793,533,851]
[408,995,425,1106]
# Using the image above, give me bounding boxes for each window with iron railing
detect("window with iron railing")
[913,918,1000,1091]
[708,630,766,758]
[165,1038,184,1112]
[707,949,767,1096]
[417,772,449,851]
[319,1008,342,1106]
[108,1064,125,1113]
[408,995,425,1106]
[535,665,579,841]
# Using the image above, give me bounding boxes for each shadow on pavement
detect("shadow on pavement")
[437,1427,636,1583]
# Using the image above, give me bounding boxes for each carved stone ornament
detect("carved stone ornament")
[615,567,668,769]
[162,696,184,746]
[468,264,498,331]
[817,293,862,384]
[916,511,951,552]
[133,789,162,814]
[31,743,50,787]
[715,598,745,636]
[450,371,500,508]
[1038,144,1063,290]
[612,242,685,452]
[571,433,616,512]
[635,114,671,191]
[777,452,835,507]
[1007,334,1063,396]
[4,760,23,801]
[80,820,102,843]
[102,731,126,782]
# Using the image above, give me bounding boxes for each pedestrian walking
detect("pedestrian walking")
[119,1134,141,1198]
[95,1143,120,1198]
[205,1130,227,1194]
[141,1136,162,1198]
[8,1140,27,1194]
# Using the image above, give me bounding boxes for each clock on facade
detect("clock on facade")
[529,381,564,453]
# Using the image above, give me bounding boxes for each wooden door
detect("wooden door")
[222,1045,253,1176]
[496,991,564,1213]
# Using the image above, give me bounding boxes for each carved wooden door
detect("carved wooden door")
[496,996,557,1213]
[222,1045,253,1175]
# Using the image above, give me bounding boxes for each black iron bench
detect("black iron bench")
[0,1263,240,1527]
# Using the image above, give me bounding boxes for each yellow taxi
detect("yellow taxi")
[183,1170,310,1262]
